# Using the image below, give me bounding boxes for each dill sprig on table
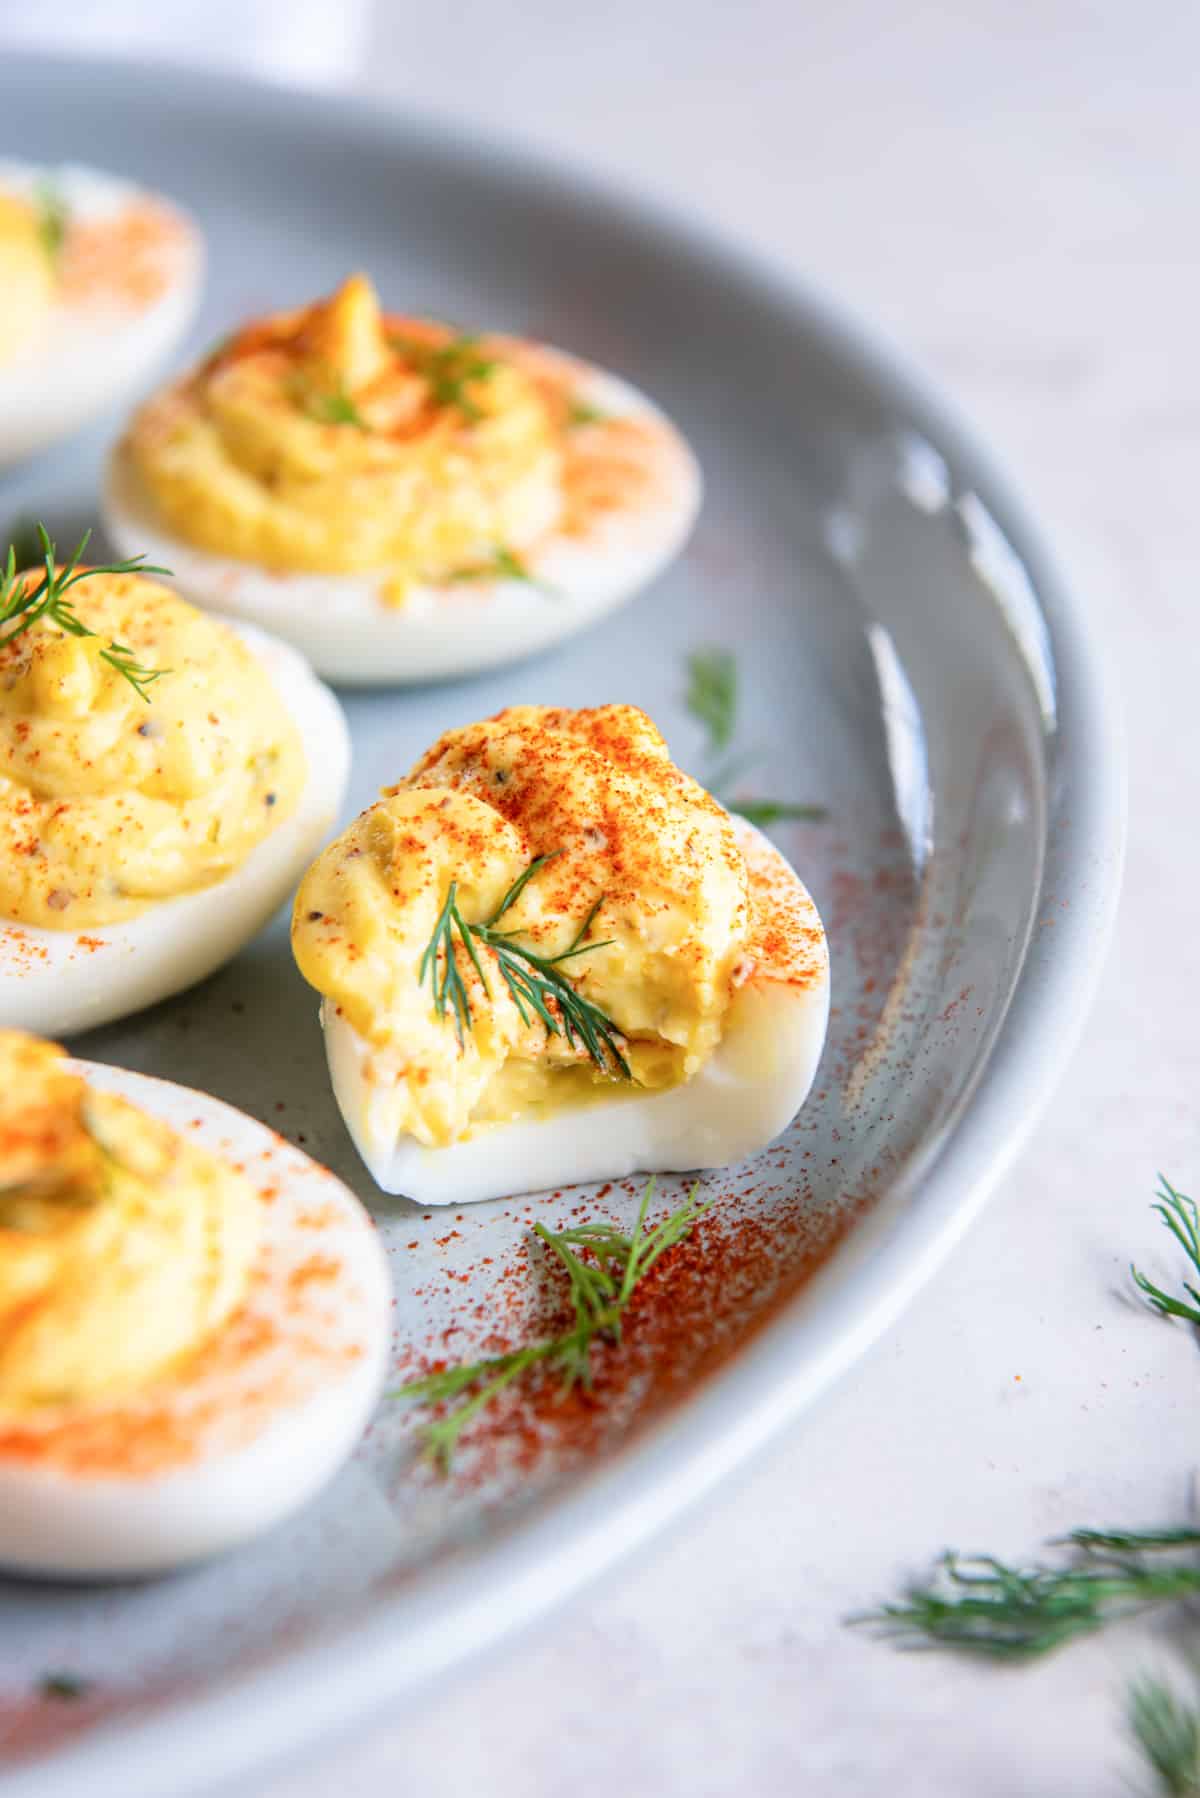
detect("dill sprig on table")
[684,646,827,826]
[1132,1177,1200,1326]
[0,525,170,702]
[854,1531,1200,1661]
[1129,1675,1200,1797]
[856,1176,1200,1794]
[394,1178,709,1468]
[420,849,630,1076]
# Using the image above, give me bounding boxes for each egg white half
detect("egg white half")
[0,161,203,470]
[322,827,830,1207]
[0,623,350,1038]
[0,1062,390,1578]
[103,362,701,686]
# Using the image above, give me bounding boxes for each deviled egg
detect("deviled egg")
[0,539,350,1036]
[292,704,829,1205]
[0,1030,389,1576]
[0,161,202,468]
[103,274,701,684]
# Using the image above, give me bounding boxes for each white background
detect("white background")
[17,2,1200,1791]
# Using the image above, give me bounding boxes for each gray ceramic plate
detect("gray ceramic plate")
[0,53,1123,1798]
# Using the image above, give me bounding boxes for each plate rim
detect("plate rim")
[0,48,1127,1798]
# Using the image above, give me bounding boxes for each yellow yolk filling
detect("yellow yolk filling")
[0,1031,260,1412]
[118,274,565,590]
[0,569,304,929]
[0,191,55,366]
[292,704,751,1148]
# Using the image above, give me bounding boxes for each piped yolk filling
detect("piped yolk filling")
[0,570,304,929]
[293,704,754,1150]
[0,1030,260,1414]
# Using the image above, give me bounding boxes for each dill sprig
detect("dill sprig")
[1133,1178,1200,1325]
[394,1178,709,1467]
[1129,1674,1200,1797]
[34,179,68,266]
[5,515,42,573]
[684,646,827,826]
[391,331,498,422]
[420,850,630,1077]
[854,1532,1200,1660]
[856,1178,1200,1792]
[0,526,171,702]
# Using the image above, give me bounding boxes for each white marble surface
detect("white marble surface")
[212,1,1199,1791]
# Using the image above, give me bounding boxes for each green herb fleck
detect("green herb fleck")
[391,331,499,422]
[686,647,738,756]
[447,545,534,585]
[566,397,607,427]
[683,646,827,828]
[300,380,370,430]
[34,180,68,266]
[38,1672,90,1701]
[726,798,830,827]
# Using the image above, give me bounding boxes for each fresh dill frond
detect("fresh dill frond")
[0,526,171,702]
[1063,1527,1200,1554]
[38,1672,89,1701]
[5,515,42,573]
[1132,1178,1200,1326]
[1129,1674,1200,1796]
[419,850,630,1077]
[393,1178,710,1467]
[97,639,169,702]
[855,1533,1200,1661]
[391,331,498,422]
[34,179,68,265]
[683,645,827,828]
[686,646,738,756]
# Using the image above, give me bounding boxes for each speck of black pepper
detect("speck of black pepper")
[265,792,277,806]
[308,910,323,921]
[495,769,508,784]
[137,722,151,737]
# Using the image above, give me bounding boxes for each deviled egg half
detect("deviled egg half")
[0,1030,389,1577]
[103,274,701,684]
[0,161,202,469]
[292,704,829,1206]
[0,538,349,1037]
